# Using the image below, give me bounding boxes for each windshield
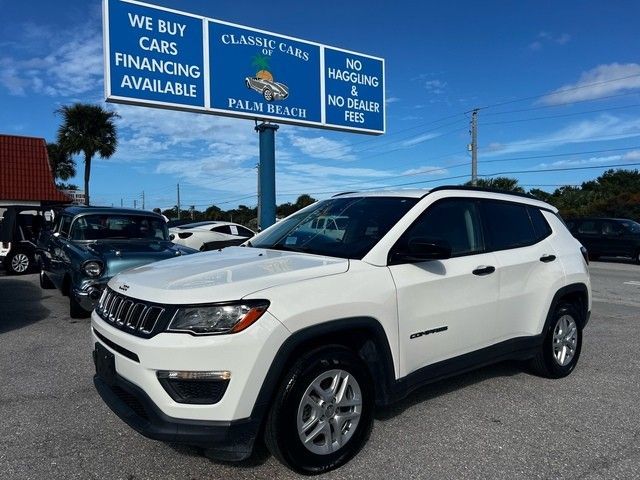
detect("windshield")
[69,214,169,241]
[250,196,418,259]
[621,220,640,233]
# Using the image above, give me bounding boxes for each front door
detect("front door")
[388,198,500,377]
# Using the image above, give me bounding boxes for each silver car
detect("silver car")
[245,76,289,101]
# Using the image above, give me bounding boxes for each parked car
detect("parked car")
[169,221,255,251]
[0,205,53,274]
[565,217,640,263]
[38,206,196,318]
[92,186,590,474]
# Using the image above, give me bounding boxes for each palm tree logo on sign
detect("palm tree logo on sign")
[245,54,290,102]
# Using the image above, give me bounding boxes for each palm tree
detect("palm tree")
[46,142,76,181]
[56,103,119,205]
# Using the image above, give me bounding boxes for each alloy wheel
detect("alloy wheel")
[552,314,578,366]
[296,369,362,455]
[11,253,29,273]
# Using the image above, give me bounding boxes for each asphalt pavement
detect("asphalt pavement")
[0,260,639,479]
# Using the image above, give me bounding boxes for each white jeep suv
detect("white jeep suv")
[91,186,591,474]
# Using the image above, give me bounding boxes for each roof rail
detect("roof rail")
[427,185,540,201]
[331,191,359,197]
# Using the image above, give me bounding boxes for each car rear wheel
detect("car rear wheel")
[5,251,31,275]
[264,345,373,474]
[635,250,640,265]
[529,303,582,378]
[263,88,273,102]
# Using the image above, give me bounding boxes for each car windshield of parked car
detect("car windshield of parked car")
[621,220,640,233]
[69,214,169,241]
[249,197,418,259]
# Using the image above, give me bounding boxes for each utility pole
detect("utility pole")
[177,183,181,220]
[120,198,123,207]
[142,191,145,210]
[469,109,479,186]
[134,199,137,209]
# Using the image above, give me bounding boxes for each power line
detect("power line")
[482,103,640,126]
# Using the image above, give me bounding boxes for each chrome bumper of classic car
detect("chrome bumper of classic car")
[73,281,109,311]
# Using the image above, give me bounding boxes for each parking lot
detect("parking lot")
[0,260,638,480]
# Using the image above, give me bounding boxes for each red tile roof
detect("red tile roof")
[0,134,70,203]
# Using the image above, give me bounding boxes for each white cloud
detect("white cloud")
[537,149,640,169]
[0,23,103,97]
[386,96,400,104]
[286,134,356,161]
[484,115,640,157]
[401,132,441,147]
[424,79,447,95]
[529,31,571,51]
[400,165,448,176]
[540,63,640,105]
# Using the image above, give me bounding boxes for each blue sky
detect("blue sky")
[1,0,640,210]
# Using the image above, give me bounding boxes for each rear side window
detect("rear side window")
[577,220,598,234]
[528,207,553,241]
[481,200,536,251]
[211,225,233,234]
[397,198,484,257]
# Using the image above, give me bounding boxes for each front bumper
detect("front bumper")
[72,280,108,311]
[93,370,259,460]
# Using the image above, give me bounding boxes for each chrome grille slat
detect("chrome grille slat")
[97,288,165,337]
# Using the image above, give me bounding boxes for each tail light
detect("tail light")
[580,246,589,265]
[1,242,9,249]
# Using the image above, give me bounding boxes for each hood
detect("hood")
[85,241,191,276]
[109,246,349,304]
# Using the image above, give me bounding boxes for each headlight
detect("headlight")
[167,301,269,335]
[83,260,104,277]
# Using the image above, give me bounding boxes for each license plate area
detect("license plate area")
[95,342,116,386]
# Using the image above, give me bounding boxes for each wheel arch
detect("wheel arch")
[250,317,397,426]
[543,283,590,333]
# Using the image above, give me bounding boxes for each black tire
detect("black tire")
[69,293,90,319]
[263,88,273,102]
[264,345,374,474]
[634,250,640,265]
[39,268,55,289]
[529,303,582,378]
[5,250,31,275]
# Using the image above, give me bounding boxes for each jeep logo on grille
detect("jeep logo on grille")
[118,284,130,292]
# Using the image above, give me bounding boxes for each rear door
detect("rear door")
[600,220,629,256]
[389,198,501,376]
[480,200,565,338]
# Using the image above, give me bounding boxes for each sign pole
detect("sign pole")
[255,122,279,230]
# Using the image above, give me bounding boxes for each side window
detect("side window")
[59,216,72,237]
[212,225,233,235]
[577,220,598,234]
[601,221,622,235]
[236,226,255,237]
[528,207,553,241]
[395,198,484,258]
[482,201,536,251]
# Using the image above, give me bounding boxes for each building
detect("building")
[0,134,70,206]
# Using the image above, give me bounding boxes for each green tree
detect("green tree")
[465,177,524,193]
[528,188,552,202]
[46,142,76,181]
[56,103,119,206]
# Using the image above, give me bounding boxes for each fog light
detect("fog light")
[157,370,231,381]
[157,370,231,404]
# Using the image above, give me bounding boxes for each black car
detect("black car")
[0,206,52,274]
[566,217,640,264]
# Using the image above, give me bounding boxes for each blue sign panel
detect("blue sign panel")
[209,22,322,124]
[103,0,385,134]
[105,0,205,108]
[324,48,385,133]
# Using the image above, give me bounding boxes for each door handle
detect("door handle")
[539,254,556,263]
[472,265,495,276]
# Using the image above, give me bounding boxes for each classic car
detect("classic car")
[0,205,52,274]
[169,221,255,251]
[245,76,289,101]
[37,206,196,318]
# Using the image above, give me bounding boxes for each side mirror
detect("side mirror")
[391,237,452,264]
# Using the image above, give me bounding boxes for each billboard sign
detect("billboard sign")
[103,0,385,134]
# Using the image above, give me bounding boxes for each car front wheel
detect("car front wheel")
[69,293,90,319]
[39,268,55,289]
[530,303,582,378]
[264,345,374,474]
[263,88,273,102]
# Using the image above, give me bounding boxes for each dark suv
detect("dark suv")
[566,217,640,264]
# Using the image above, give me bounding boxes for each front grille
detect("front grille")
[112,385,149,421]
[96,288,166,337]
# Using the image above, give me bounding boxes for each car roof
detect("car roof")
[62,206,163,217]
[332,185,556,210]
